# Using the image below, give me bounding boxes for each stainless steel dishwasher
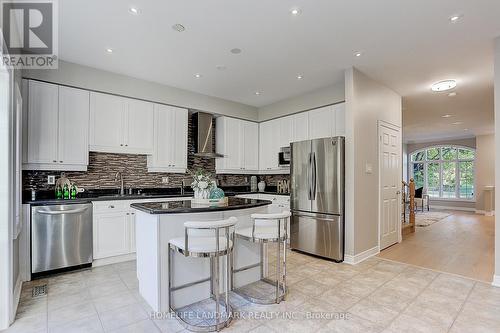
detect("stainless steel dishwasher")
[31,203,93,276]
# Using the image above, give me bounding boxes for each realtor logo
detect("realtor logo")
[1,0,58,68]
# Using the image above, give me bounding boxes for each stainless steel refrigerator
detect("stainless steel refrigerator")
[290,137,345,262]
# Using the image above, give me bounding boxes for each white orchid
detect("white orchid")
[198,181,208,189]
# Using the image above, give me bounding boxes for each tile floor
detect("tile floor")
[3,250,500,333]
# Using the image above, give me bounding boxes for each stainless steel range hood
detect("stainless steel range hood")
[192,112,224,158]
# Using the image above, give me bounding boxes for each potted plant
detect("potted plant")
[189,169,214,199]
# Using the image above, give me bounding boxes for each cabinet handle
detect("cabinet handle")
[126,213,130,215]
[120,144,124,146]
[131,212,135,215]
[125,144,128,147]
[59,161,63,163]
[52,160,57,163]
[109,205,115,208]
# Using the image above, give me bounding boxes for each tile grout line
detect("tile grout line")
[446,281,476,333]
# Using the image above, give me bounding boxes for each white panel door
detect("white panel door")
[125,99,154,153]
[27,81,59,164]
[148,105,173,169]
[242,121,259,171]
[171,107,188,170]
[308,105,334,140]
[58,86,89,165]
[379,122,401,250]
[259,119,280,170]
[292,112,309,143]
[334,103,346,136]
[93,212,130,259]
[89,92,125,151]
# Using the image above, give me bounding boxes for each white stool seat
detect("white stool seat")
[236,226,285,240]
[170,236,233,253]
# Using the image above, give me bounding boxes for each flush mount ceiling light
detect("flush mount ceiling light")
[128,7,140,15]
[431,80,457,92]
[194,73,202,78]
[354,51,363,57]
[296,74,303,80]
[254,91,261,95]
[449,14,463,23]
[230,48,242,54]
[441,114,453,118]
[105,48,113,53]
[172,24,186,32]
[452,121,463,125]
[290,8,301,16]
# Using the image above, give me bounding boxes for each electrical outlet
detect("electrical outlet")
[162,177,169,184]
[47,175,55,185]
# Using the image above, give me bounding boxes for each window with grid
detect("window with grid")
[410,146,475,200]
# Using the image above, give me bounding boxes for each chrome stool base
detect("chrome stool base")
[233,278,287,305]
[170,301,233,333]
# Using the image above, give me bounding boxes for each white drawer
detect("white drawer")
[93,200,129,213]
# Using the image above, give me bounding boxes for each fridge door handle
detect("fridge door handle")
[312,152,317,200]
[308,152,312,200]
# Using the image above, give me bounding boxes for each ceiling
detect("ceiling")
[58,0,500,141]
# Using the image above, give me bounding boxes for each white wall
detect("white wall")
[345,68,402,257]
[23,61,259,121]
[475,134,495,212]
[258,82,345,121]
[494,37,500,286]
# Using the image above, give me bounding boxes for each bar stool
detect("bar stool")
[232,211,291,304]
[168,217,237,332]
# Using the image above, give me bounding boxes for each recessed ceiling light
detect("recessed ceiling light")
[255,91,261,95]
[194,73,202,78]
[448,92,457,97]
[216,65,226,71]
[431,80,457,92]
[441,114,453,118]
[354,51,363,57]
[296,74,303,80]
[463,128,469,131]
[452,121,463,125]
[290,8,301,16]
[449,14,463,23]
[172,24,186,32]
[128,7,140,15]
[105,48,113,53]
[230,48,242,54]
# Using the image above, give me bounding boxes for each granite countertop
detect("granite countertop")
[24,186,289,205]
[130,197,272,214]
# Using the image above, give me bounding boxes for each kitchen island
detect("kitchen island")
[131,197,272,312]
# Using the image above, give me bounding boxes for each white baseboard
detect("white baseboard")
[344,246,380,265]
[431,205,475,212]
[92,253,136,267]
[492,275,500,288]
[475,210,495,216]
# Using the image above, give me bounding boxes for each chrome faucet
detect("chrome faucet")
[114,172,125,196]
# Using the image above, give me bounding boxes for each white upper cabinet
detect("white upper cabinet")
[89,92,124,150]
[89,92,154,154]
[292,112,309,142]
[243,121,259,171]
[147,104,188,173]
[23,80,89,171]
[216,117,258,174]
[279,115,294,147]
[333,102,346,136]
[26,80,59,164]
[308,105,335,140]
[124,98,154,154]
[259,119,281,172]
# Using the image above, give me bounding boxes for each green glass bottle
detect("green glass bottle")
[70,184,77,199]
[63,184,70,199]
[55,185,63,199]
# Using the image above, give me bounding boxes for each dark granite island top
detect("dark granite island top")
[131,197,272,214]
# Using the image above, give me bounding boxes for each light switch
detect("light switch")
[365,163,373,174]
[47,175,55,184]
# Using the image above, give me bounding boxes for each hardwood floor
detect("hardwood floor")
[378,210,495,282]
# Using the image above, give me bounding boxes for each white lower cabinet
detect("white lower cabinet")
[92,197,189,261]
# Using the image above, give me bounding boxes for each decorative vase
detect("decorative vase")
[258,181,266,192]
[194,188,210,199]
